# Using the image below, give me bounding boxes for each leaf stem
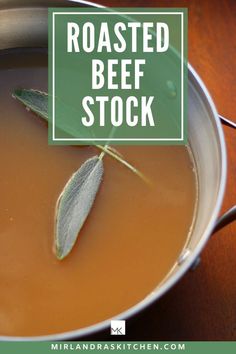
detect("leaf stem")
[98,144,108,161]
[13,89,150,184]
[96,144,150,184]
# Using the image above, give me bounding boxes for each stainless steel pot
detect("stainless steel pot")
[0,0,235,341]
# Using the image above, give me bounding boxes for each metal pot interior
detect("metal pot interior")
[0,0,227,339]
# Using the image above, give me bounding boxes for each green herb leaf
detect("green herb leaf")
[55,155,104,260]
[13,89,149,183]
[13,89,86,138]
[13,89,48,120]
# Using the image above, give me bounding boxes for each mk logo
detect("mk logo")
[110,320,126,335]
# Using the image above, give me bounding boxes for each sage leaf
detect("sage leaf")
[55,155,104,260]
[13,89,48,120]
[13,89,87,138]
[13,89,149,183]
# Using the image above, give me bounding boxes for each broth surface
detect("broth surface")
[0,51,196,336]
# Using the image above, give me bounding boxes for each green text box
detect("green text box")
[48,8,187,145]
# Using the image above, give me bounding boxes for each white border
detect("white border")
[52,11,185,142]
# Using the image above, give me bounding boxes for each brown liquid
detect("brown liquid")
[0,50,196,336]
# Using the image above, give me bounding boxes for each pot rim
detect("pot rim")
[0,0,227,341]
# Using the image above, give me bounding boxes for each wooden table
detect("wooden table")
[85,0,236,341]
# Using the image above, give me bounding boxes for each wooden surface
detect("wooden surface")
[85,0,236,341]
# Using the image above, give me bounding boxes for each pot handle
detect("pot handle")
[189,206,236,270]
[219,114,236,129]
[190,206,236,270]
[213,115,236,232]
[190,116,236,270]
[212,205,236,234]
